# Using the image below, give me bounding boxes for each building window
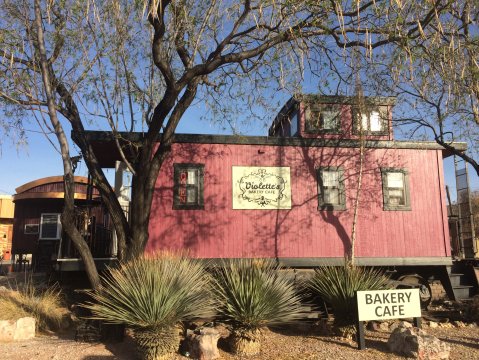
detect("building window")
[173,164,204,210]
[381,168,411,210]
[40,214,61,239]
[305,105,341,133]
[289,110,299,136]
[352,106,388,134]
[317,167,346,210]
[24,224,39,235]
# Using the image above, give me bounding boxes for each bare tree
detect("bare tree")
[363,1,479,176]
[0,0,463,286]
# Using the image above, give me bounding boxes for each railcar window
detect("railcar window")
[39,213,61,239]
[381,168,411,211]
[24,224,39,234]
[305,104,341,134]
[351,106,388,135]
[317,167,346,211]
[173,163,204,210]
[290,110,299,136]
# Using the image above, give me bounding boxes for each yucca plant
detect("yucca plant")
[82,254,216,360]
[213,259,304,356]
[308,265,390,335]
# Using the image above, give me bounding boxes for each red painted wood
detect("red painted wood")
[147,142,450,261]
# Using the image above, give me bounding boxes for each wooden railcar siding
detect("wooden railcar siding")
[12,200,64,253]
[147,142,450,261]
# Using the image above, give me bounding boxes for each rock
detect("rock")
[388,327,450,359]
[186,327,220,360]
[0,317,35,342]
[429,321,439,329]
[439,323,453,329]
[389,320,413,332]
[452,321,466,328]
[213,323,230,338]
[367,321,390,332]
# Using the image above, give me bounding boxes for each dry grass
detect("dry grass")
[0,280,65,331]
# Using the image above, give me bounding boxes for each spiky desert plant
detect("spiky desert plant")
[82,253,216,360]
[213,259,303,356]
[308,265,389,332]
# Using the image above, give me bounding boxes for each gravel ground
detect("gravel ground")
[2,323,479,360]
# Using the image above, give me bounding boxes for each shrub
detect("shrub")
[213,259,304,356]
[82,253,215,360]
[308,266,390,328]
[0,282,64,331]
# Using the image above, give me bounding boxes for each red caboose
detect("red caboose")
[85,95,476,304]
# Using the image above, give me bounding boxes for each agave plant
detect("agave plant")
[213,259,304,356]
[82,254,215,360]
[308,265,390,334]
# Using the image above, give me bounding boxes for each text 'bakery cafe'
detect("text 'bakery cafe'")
[356,289,422,350]
[357,289,421,321]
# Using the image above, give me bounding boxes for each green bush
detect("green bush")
[213,259,304,355]
[308,265,390,327]
[82,253,215,360]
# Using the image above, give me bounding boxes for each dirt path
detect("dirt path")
[2,325,479,360]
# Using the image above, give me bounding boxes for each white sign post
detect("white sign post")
[355,289,422,350]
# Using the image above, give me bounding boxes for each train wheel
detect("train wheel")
[397,274,432,309]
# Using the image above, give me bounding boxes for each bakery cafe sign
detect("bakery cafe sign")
[355,289,422,350]
[232,166,291,209]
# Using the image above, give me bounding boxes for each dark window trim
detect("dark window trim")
[351,105,389,136]
[173,163,205,210]
[381,168,411,211]
[24,224,39,235]
[317,166,346,211]
[304,104,343,135]
[289,109,299,136]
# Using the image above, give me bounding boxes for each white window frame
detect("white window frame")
[39,213,62,240]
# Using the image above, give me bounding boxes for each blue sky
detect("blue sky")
[0,98,477,200]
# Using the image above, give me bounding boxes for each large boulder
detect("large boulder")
[0,317,35,342]
[186,327,221,360]
[388,326,450,359]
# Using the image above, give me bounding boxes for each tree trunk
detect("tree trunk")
[33,0,100,289]
[62,176,101,290]
[127,167,154,259]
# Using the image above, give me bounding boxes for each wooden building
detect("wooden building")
[83,95,475,302]
[12,176,113,271]
[0,195,14,261]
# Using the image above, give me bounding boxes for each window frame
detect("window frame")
[381,168,411,211]
[304,104,342,134]
[351,105,389,135]
[289,110,299,136]
[24,224,39,235]
[39,213,62,240]
[317,166,346,211]
[173,163,205,210]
